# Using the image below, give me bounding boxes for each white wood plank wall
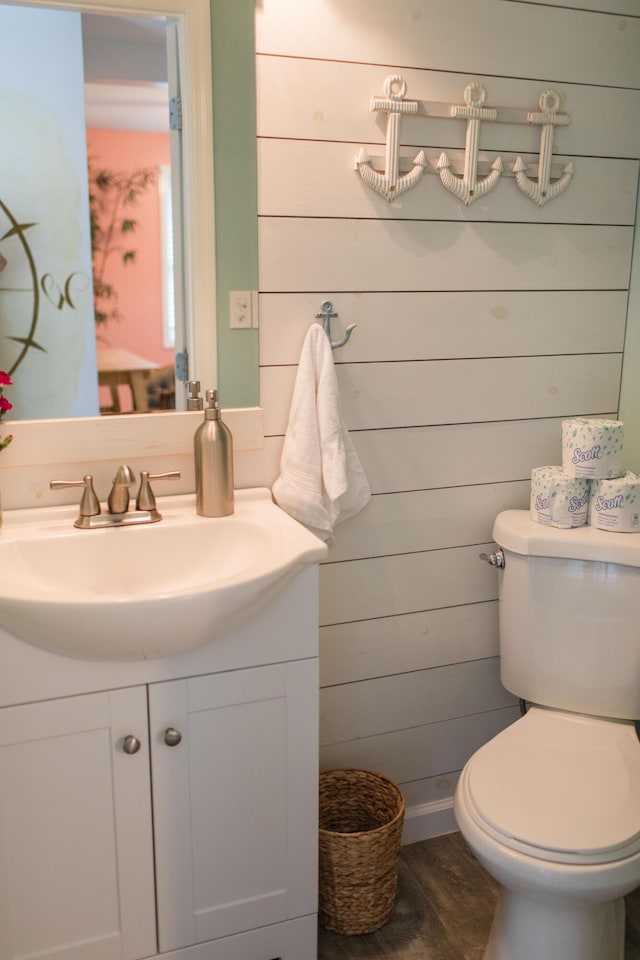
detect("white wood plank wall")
[254,0,640,841]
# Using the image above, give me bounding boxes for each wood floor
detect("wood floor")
[318,831,640,960]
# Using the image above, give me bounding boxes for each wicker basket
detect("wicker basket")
[318,768,405,936]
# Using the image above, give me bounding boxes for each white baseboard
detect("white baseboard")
[401,796,457,845]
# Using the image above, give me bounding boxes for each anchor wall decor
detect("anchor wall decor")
[355,75,573,208]
[356,75,426,203]
[438,82,503,206]
[513,89,573,206]
[315,300,356,350]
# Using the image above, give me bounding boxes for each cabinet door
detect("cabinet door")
[150,659,319,953]
[0,688,156,960]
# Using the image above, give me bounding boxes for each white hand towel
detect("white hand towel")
[272,323,371,542]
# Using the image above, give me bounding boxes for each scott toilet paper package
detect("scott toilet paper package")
[561,418,624,479]
[530,466,590,528]
[589,472,640,533]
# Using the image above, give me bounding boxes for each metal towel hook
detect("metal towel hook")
[315,300,356,350]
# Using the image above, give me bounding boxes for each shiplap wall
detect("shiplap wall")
[254,0,640,841]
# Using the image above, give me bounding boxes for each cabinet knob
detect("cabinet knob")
[123,735,142,755]
[164,727,182,747]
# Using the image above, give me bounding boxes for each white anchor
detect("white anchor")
[437,82,503,206]
[513,89,573,207]
[355,75,426,203]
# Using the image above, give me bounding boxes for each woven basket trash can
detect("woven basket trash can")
[318,768,405,935]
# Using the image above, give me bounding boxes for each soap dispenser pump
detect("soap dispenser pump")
[186,380,204,410]
[194,389,234,517]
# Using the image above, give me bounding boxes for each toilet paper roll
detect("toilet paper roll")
[561,418,624,479]
[530,466,591,528]
[589,472,640,533]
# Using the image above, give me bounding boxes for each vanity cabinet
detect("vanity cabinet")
[150,660,318,953]
[0,687,157,960]
[0,658,319,960]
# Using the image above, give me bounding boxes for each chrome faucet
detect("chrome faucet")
[107,464,136,514]
[50,466,180,529]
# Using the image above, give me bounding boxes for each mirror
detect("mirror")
[0,0,259,421]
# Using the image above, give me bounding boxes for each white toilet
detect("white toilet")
[454,509,640,960]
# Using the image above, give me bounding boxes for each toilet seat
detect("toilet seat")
[464,707,640,866]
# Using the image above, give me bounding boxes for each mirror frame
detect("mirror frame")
[3,0,217,411]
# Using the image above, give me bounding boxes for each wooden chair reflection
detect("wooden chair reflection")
[145,365,176,410]
[98,348,173,414]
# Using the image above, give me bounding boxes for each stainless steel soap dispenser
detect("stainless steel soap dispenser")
[194,389,234,517]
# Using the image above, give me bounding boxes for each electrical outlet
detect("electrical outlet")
[229,291,252,329]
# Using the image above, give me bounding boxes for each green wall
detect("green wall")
[211,0,259,408]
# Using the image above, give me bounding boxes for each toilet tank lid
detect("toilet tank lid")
[493,510,640,568]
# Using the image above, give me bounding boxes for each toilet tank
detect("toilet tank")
[492,509,640,720]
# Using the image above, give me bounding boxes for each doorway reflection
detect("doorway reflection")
[84,13,176,414]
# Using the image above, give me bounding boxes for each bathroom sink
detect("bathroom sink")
[0,488,327,661]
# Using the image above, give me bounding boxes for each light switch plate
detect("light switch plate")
[229,291,252,329]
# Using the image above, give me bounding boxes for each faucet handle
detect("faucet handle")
[135,470,181,512]
[50,474,101,517]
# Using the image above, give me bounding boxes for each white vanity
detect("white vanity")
[0,489,327,960]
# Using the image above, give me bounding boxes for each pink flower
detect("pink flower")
[0,371,13,451]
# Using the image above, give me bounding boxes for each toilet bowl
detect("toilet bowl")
[455,705,640,960]
[457,509,640,958]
